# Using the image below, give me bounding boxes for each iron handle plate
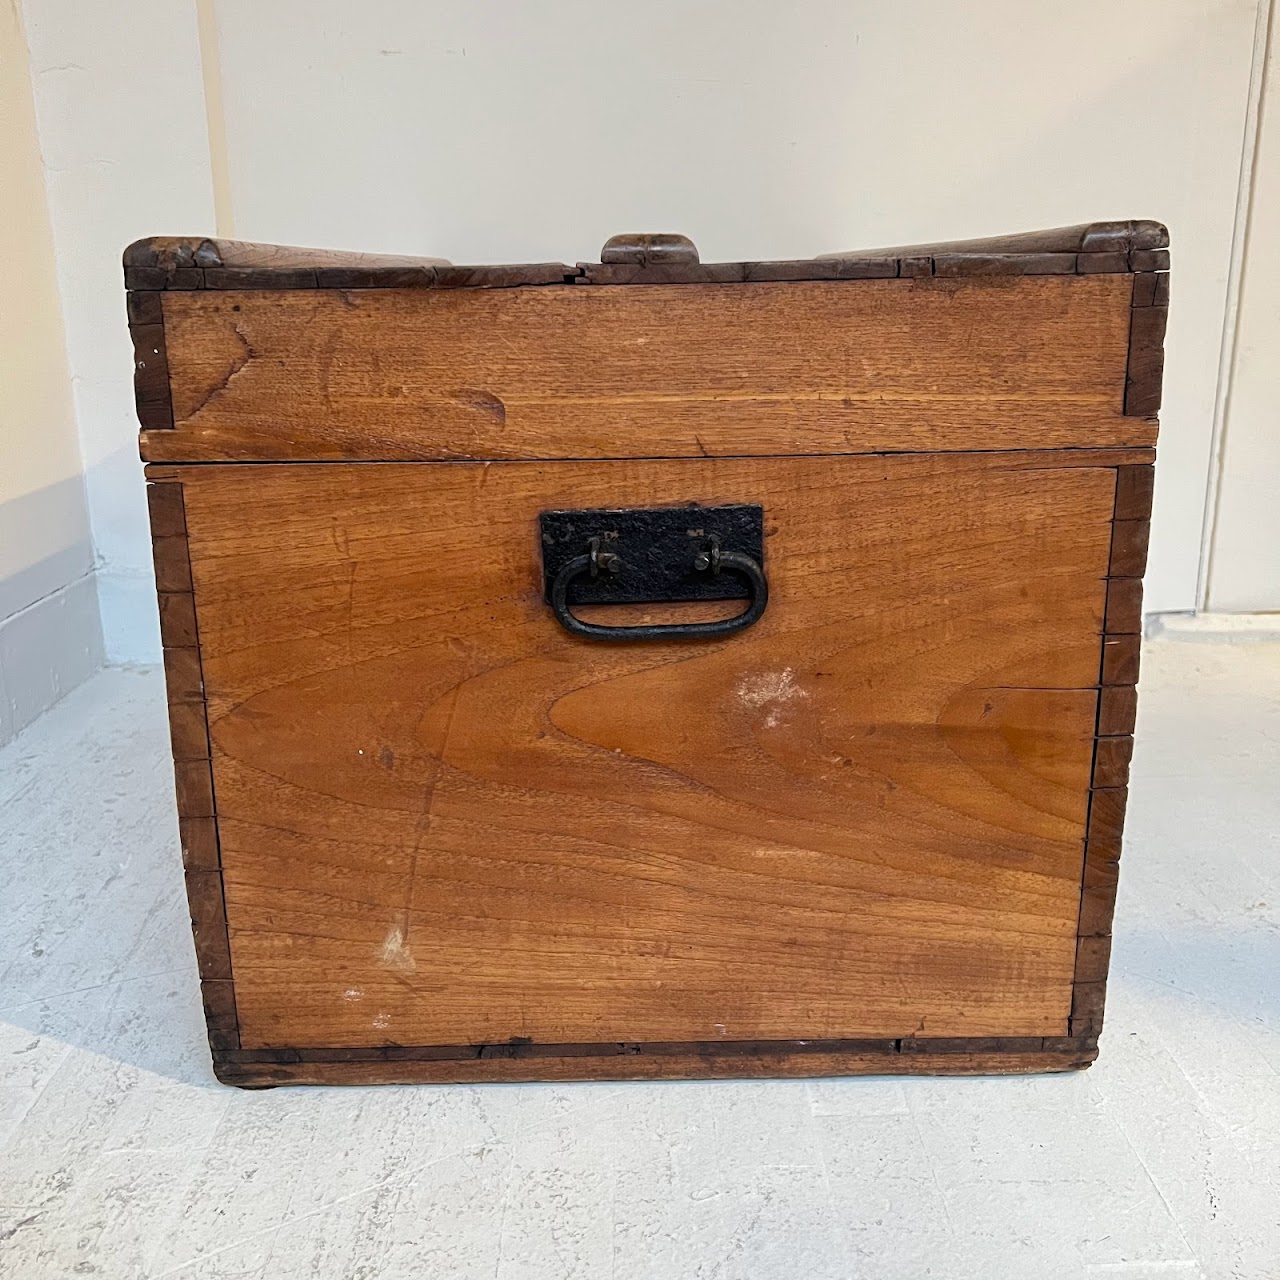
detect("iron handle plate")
[539,503,768,642]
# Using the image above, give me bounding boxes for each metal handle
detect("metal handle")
[549,538,768,641]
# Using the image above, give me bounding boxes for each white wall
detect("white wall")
[20,0,1276,661]
[0,0,102,744]
[1207,5,1280,613]
[21,0,215,663]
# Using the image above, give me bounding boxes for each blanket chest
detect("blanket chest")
[126,222,1166,1087]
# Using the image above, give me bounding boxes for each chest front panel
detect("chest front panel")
[174,454,1114,1048]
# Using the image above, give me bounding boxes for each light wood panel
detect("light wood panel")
[143,275,1145,463]
[168,452,1118,1050]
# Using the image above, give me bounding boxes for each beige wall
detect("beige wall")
[1207,5,1280,613]
[17,0,1280,660]
[0,0,102,741]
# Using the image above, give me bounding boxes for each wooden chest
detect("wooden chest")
[127,222,1166,1087]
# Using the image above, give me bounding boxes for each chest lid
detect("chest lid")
[126,221,1168,465]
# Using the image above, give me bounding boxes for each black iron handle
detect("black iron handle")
[549,539,768,641]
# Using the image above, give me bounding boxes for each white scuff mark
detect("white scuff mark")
[378,916,417,973]
[373,1012,390,1030]
[714,1023,727,1036]
[343,988,363,1001]
[735,668,809,727]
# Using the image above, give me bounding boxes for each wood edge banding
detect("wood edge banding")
[1069,461,1154,1038]
[148,478,240,1054]
[129,297,173,430]
[1125,270,1170,417]
[124,236,453,271]
[123,221,1166,291]
[209,1037,1099,1088]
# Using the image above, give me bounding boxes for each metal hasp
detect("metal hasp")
[539,504,768,641]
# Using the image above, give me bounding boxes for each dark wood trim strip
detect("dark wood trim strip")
[1114,463,1156,520]
[148,479,239,1055]
[179,816,219,871]
[1074,936,1112,984]
[1110,519,1151,578]
[168,702,210,761]
[577,251,1107,287]
[1105,578,1144,634]
[209,1035,1098,1086]
[1129,249,1170,272]
[1125,269,1170,416]
[173,759,214,816]
[433,264,578,289]
[129,325,167,394]
[819,219,1167,261]
[1069,460,1153,1040]
[126,290,163,325]
[1077,252,1129,274]
[1070,982,1107,1034]
[158,591,198,647]
[186,870,232,981]
[745,257,900,282]
[576,262,754,285]
[1102,635,1141,687]
[124,236,452,271]
[312,266,439,289]
[123,222,1167,291]
[219,1034,1093,1065]
[1093,735,1134,788]
[146,481,185,536]
[201,980,239,1052]
[210,1051,1094,1086]
[126,261,581,292]
[1128,271,1169,310]
[202,267,319,290]
[129,308,173,429]
[150,536,192,592]
[162,646,203,704]
[1098,685,1138,737]
[932,252,1077,276]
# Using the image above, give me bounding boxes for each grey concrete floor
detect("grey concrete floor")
[1,641,1277,1279]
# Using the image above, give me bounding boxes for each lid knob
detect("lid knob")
[600,233,699,266]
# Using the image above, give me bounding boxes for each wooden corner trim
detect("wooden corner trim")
[129,292,173,430]
[149,479,240,1054]
[1069,462,1155,1038]
[1125,271,1170,416]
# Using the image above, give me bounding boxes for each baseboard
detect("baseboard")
[0,571,105,747]
[1146,610,1280,641]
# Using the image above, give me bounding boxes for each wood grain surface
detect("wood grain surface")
[142,275,1145,463]
[124,236,452,271]
[211,1045,1095,1087]
[162,452,1119,1050]
[819,220,1168,261]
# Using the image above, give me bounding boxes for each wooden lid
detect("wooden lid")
[123,221,1168,291]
